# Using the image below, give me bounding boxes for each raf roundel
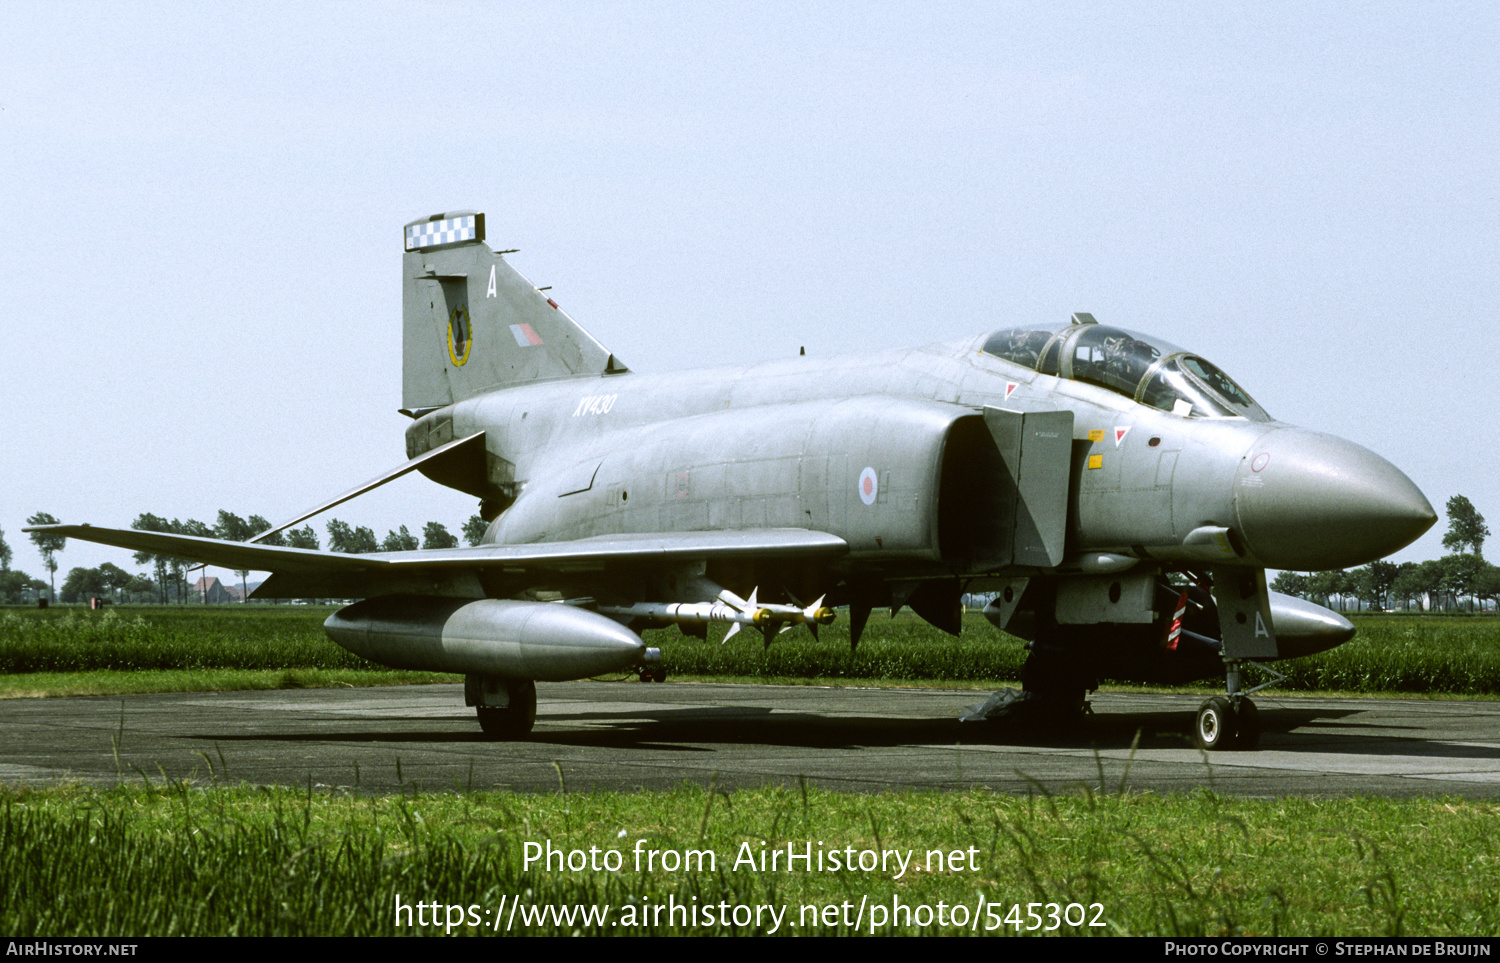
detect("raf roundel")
[858,467,878,506]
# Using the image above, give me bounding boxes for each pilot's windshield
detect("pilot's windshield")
[1180,356,1255,408]
[1140,359,1236,417]
[982,321,1268,420]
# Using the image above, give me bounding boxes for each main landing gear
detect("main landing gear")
[959,646,1095,727]
[1193,659,1279,751]
[467,676,537,740]
[1019,653,1094,725]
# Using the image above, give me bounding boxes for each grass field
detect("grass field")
[2,604,1497,697]
[5,782,1497,937]
[3,606,1499,938]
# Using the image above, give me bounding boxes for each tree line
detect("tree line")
[0,513,490,604]
[7,495,1494,611]
[1270,495,1495,612]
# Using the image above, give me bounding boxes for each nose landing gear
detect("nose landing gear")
[1194,659,1279,750]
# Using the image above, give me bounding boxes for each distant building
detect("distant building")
[190,576,243,604]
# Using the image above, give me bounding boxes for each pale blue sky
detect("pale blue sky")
[3,2,1496,582]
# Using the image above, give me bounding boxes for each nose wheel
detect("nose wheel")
[1193,697,1232,750]
[1195,658,1277,750]
[638,665,666,683]
[1193,695,1259,750]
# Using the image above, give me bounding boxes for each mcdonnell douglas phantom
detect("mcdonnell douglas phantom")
[31,211,1437,749]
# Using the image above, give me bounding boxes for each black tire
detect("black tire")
[638,668,653,683]
[1193,696,1234,751]
[1019,654,1090,728]
[650,665,666,684]
[476,679,536,739]
[1020,652,1087,703]
[1228,699,1260,750]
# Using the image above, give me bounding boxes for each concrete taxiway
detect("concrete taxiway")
[2,681,1499,797]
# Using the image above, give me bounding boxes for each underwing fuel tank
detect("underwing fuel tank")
[325,596,646,680]
[1267,592,1355,659]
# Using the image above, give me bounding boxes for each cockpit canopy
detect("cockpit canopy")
[981,316,1269,420]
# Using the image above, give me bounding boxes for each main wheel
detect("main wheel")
[1193,696,1234,750]
[1020,652,1090,718]
[476,679,536,740]
[1228,698,1260,750]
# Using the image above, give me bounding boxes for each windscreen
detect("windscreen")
[982,323,1268,420]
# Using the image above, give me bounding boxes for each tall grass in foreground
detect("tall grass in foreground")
[3,783,1496,936]
[3,606,1499,695]
[1280,615,1500,694]
[0,606,366,672]
[645,615,1029,683]
[651,613,1500,695]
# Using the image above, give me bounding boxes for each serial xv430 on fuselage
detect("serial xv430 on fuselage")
[31,211,1437,749]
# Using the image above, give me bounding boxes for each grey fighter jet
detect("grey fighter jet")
[31,210,1436,749]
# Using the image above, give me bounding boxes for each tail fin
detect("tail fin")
[401,211,629,414]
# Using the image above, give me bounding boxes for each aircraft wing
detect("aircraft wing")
[25,524,849,598]
[26,524,373,574]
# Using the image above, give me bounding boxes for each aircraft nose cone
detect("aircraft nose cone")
[1234,429,1436,570]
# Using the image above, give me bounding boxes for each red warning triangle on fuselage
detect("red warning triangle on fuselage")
[1113,426,1130,447]
[1005,382,1018,400]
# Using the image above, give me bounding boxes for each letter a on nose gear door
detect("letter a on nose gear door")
[1210,566,1279,659]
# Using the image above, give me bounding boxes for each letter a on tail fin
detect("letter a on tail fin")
[401,211,629,414]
